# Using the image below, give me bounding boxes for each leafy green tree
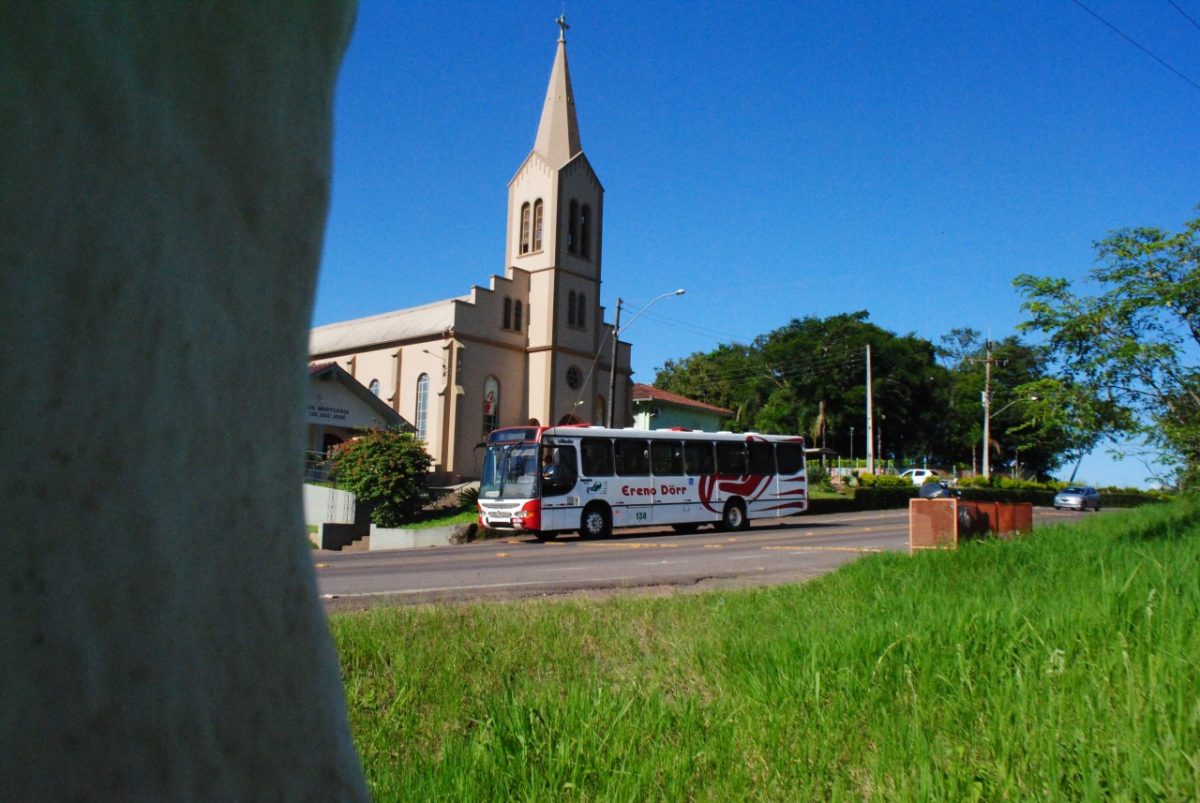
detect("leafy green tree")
[1015,211,1200,486]
[656,312,951,465]
[331,429,432,527]
[936,329,1072,479]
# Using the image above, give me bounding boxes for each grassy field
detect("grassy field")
[331,500,1200,801]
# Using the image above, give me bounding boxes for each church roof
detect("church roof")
[309,298,460,355]
[532,21,582,168]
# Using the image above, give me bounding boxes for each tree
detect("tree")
[656,312,953,465]
[331,429,433,527]
[936,329,1074,479]
[1015,210,1200,486]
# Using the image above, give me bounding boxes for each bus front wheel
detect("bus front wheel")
[580,504,611,539]
[721,500,749,532]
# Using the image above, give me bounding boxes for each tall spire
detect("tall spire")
[532,15,582,168]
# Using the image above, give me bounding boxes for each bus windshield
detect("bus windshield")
[479,444,540,500]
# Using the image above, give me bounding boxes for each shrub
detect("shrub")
[807,464,835,492]
[330,429,433,527]
[457,485,480,511]
[858,473,911,489]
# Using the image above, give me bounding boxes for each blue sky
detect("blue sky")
[314,1,1200,488]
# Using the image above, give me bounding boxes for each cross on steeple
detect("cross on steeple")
[556,13,569,42]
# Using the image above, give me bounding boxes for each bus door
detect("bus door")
[649,440,691,525]
[539,440,579,531]
[612,439,654,528]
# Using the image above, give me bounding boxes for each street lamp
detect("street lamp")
[607,289,685,428]
[982,394,1037,479]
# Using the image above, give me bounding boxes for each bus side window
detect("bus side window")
[542,445,578,497]
[650,441,683,476]
[684,441,715,475]
[581,438,614,476]
[748,442,775,475]
[614,439,650,476]
[776,443,804,475]
[716,442,747,475]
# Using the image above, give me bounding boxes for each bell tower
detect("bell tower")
[506,17,610,425]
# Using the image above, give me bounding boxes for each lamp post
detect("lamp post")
[607,289,685,428]
[983,394,1038,479]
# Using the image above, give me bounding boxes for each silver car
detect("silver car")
[1053,486,1101,511]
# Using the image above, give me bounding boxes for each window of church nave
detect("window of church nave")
[513,301,523,331]
[576,293,586,329]
[503,297,512,329]
[482,376,500,434]
[415,373,430,443]
[532,199,544,252]
[567,290,577,326]
[566,365,582,389]
[520,203,531,255]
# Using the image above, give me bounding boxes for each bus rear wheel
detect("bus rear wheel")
[720,500,749,532]
[580,504,611,539]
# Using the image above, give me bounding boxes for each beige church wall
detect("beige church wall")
[1,3,368,800]
[554,273,602,356]
[397,344,448,463]
[507,154,560,273]
[526,350,556,426]
[448,340,528,476]
[453,272,531,344]
[555,157,604,278]
[341,346,398,405]
[527,270,557,347]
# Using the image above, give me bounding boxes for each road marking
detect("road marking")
[496,553,509,558]
[762,545,883,554]
[314,563,329,569]
[580,542,680,550]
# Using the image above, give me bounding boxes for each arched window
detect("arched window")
[415,373,430,443]
[513,301,523,332]
[503,296,512,329]
[567,290,577,326]
[576,293,586,329]
[368,378,380,396]
[532,199,544,252]
[482,376,500,434]
[580,204,591,259]
[568,200,579,253]
[520,203,531,255]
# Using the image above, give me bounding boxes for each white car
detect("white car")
[899,469,940,486]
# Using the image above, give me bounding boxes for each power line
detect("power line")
[1069,0,1200,92]
[1166,0,1200,31]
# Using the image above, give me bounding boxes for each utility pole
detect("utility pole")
[606,298,622,428]
[982,340,993,479]
[865,344,874,474]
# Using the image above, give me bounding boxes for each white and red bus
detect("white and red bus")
[477,424,808,539]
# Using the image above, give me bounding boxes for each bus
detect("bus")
[477,424,808,540]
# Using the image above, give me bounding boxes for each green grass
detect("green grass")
[404,509,477,530]
[331,499,1200,800]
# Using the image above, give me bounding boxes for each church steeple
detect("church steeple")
[532,15,582,168]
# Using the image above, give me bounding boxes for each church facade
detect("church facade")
[309,24,632,481]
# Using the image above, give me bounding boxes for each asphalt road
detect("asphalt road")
[315,506,1093,611]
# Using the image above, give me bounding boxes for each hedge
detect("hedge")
[805,486,1165,514]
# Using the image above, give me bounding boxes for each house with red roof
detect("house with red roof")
[631,384,734,432]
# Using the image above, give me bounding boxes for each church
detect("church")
[309,20,631,482]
